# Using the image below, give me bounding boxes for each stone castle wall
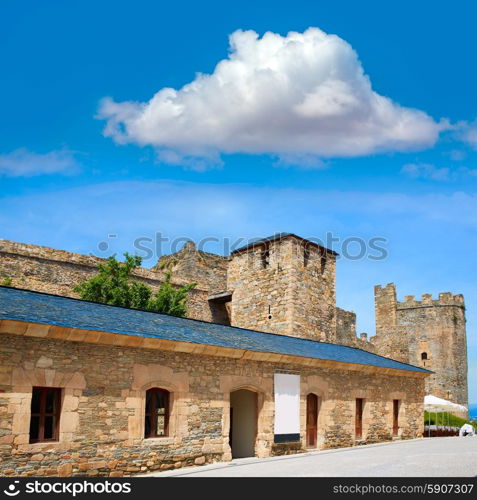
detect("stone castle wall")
[0,239,214,323]
[335,308,376,352]
[154,241,228,293]
[373,283,468,408]
[335,308,356,346]
[0,332,425,477]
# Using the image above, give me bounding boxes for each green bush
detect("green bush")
[74,253,196,317]
[424,411,476,429]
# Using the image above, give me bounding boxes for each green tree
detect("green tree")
[74,253,196,317]
[148,272,197,317]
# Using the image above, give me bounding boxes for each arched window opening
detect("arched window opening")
[304,246,311,267]
[421,352,428,360]
[320,253,327,274]
[145,388,169,438]
[261,247,270,268]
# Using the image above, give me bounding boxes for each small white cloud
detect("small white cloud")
[401,162,477,182]
[274,153,327,169]
[457,121,477,149]
[0,148,80,177]
[401,163,450,181]
[458,166,477,178]
[156,149,223,172]
[98,28,445,168]
[448,149,467,162]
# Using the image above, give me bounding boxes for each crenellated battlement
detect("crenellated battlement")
[375,283,395,291]
[397,292,465,309]
[375,282,464,309]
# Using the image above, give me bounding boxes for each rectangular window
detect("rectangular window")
[355,398,364,439]
[393,399,400,436]
[29,387,61,443]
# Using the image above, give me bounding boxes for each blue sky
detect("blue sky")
[0,1,476,402]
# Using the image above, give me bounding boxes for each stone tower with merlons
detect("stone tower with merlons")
[226,233,338,342]
[372,283,468,409]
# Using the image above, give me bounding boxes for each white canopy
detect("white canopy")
[424,394,468,413]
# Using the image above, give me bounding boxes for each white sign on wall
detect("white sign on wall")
[274,373,300,441]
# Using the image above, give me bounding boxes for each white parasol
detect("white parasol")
[424,395,468,413]
[424,395,468,437]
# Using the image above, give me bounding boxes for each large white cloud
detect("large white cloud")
[0,148,79,177]
[98,28,444,166]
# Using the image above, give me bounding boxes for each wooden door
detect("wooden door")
[306,393,318,447]
[355,398,363,439]
[229,407,233,448]
[393,400,399,436]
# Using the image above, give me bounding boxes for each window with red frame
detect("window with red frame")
[29,387,61,443]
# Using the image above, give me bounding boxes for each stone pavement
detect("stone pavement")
[143,437,477,477]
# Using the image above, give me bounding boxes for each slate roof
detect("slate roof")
[0,286,429,374]
[232,232,339,255]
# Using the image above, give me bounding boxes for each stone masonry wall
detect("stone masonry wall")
[372,283,468,409]
[154,241,228,294]
[335,308,357,346]
[0,239,213,323]
[0,333,425,477]
[335,308,377,352]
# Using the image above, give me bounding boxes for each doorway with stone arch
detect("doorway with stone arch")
[229,389,258,458]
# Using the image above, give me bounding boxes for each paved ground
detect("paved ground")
[144,437,477,477]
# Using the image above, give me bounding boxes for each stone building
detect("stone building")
[0,233,469,410]
[0,287,428,477]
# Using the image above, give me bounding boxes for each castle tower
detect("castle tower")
[373,284,410,363]
[373,283,468,410]
[227,233,338,341]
